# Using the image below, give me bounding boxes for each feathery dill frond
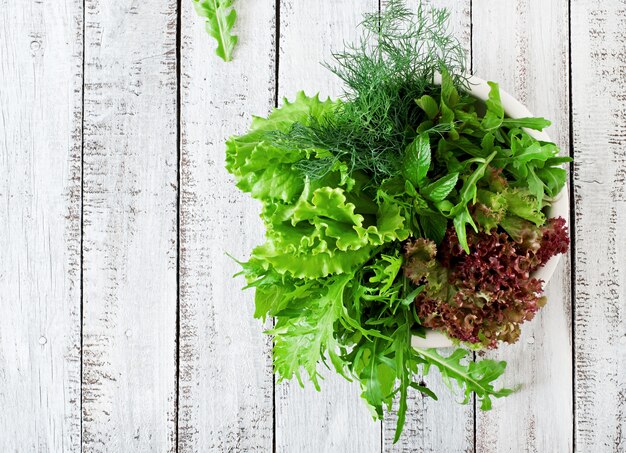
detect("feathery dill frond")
[268,1,468,183]
[327,0,467,123]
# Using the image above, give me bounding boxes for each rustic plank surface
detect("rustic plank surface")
[472,1,574,452]
[177,1,276,451]
[382,1,475,452]
[0,0,83,451]
[81,0,178,451]
[2,0,626,451]
[571,1,626,451]
[274,2,381,452]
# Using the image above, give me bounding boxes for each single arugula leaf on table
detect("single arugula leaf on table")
[193,0,238,62]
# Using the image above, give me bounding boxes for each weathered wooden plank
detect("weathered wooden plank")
[0,0,83,451]
[571,1,626,451]
[177,1,276,451]
[274,2,381,452]
[383,376,474,453]
[473,1,573,452]
[81,1,178,450]
[381,1,474,451]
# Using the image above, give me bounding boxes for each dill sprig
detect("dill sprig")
[267,1,468,183]
[327,0,467,129]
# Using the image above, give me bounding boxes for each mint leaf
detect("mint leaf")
[402,133,431,188]
[422,172,459,202]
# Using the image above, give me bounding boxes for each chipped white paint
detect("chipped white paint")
[571,1,626,451]
[473,1,573,452]
[0,0,83,451]
[1,0,625,451]
[177,0,276,451]
[81,0,178,451]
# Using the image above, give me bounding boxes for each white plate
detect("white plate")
[411,75,569,350]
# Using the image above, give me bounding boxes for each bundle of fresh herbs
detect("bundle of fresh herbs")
[225,1,570,441]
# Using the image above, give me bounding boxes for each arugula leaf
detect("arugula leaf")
[545,156,573,166]
[502,117,551,131]
[458,152,497,206]
[440,68,460,108]
[452,207,477,254]
[368,253,403,294]
[193,0,238,62]
[416,95,439,119]
[415,348,515,409]
[536,166,567,197]
[482,82,504,130]
[514,141,557,164]
[357,339,397,417]
[400,285,425,307]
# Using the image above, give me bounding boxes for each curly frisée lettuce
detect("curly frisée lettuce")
[225,0,569,442]
[227,93,410,279]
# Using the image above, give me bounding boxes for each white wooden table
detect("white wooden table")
[1,0,624,451]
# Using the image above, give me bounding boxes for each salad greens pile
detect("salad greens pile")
[225,1,570,441]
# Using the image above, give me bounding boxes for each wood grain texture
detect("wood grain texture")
[81,1,178,451]
[177,1,276,451]
[383,373,474,453]
[382,1,474,451]
[571,1,626,451]
[2,0,625,450]
[0,0,83,451]
[274,2,381,452]
[473,1,573,452]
